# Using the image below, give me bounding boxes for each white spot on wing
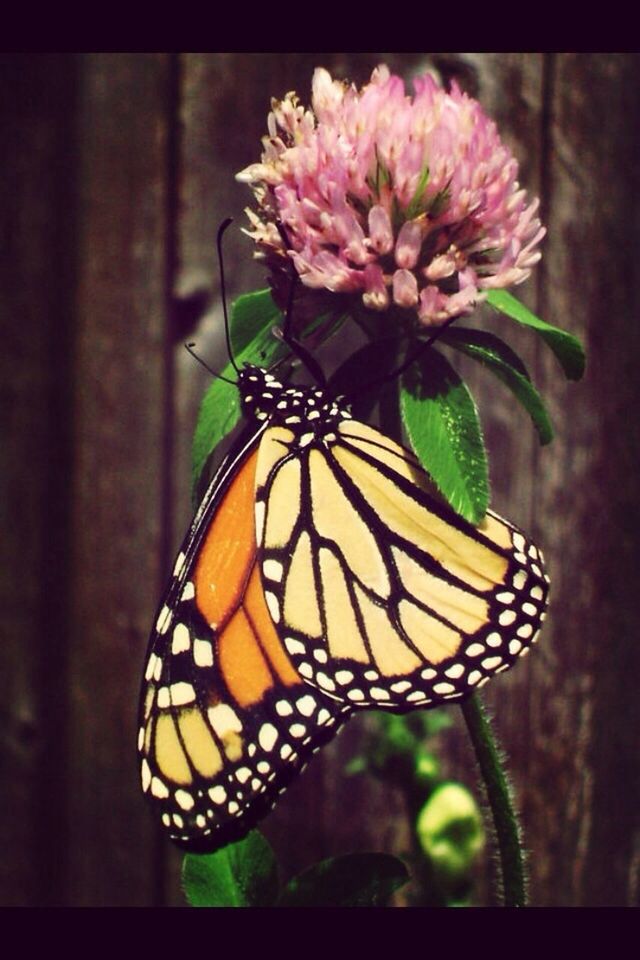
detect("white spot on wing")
[151,777,169,799]
[513,570,527,591]
[482,656,502,670]
[296,695,317,717]
[141,759,151,792]
[445,663,465,679]
[336,670,354,685]
[466,643,485,657]
[499,610,516,627]
[209,786,227,804]
[497,592,515,604]
[263,558,284,582]
[208,704,242,737]
[169,682,196,706]
[156,605,172,635]
[265,591,281,623]
[145,653,158,682]
[194,639,214,667]
[173,552,186,578]
[259,723,278,752]
[181,581,195,601]
[171,623,191,655]
[175,789,195,811]
[407,691,429,703]
[285,637,305,656]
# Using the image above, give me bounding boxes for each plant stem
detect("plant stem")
[377,360,526,907]
[461,694,527,907]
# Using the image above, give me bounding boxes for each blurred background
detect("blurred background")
[1,52,639,907]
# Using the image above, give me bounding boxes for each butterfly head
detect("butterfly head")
[238,364,352,437]
[238,365,287,422]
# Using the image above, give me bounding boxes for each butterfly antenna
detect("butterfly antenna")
[216,218,240,375]
[184,342,236,385]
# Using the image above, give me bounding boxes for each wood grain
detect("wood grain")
[66,53,171,906]
[0,53,78,907]
[2,52,638,907]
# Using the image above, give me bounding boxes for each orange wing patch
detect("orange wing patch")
[139,441,349,853]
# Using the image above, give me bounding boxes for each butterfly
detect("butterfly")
[138,360,549,853]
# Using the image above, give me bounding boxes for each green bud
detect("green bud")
[416,782,485,884]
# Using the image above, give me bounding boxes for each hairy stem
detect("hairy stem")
[378,358,526,907]
[461,695,527,907]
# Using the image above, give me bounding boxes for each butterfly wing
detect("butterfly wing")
[138,429,349,853]
[256,418,549,710]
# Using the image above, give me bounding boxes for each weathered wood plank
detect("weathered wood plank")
[66,53,172,906]
[428,53,547,906]
[530,52,640,907]
[0,53,78,907]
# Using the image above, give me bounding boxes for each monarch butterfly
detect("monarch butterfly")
[138,356,549,853]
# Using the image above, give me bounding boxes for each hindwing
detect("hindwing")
[257,418,549,710]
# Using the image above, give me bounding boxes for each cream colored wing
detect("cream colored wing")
[256,419,549,710]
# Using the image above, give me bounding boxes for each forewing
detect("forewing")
[139,435,349,853]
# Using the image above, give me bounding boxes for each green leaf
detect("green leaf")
[182,831,279,907]
[486,289,586,381]
[400,349,489,524]
[277,853,409,907]
[228,288,282,357]
[191,289,286,493]
[441,327,554,445]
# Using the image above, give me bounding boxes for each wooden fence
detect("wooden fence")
[2,52,639,906]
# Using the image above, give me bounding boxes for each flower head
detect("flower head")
[238,65,545,327]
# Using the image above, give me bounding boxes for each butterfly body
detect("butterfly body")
[139,363,549,852]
